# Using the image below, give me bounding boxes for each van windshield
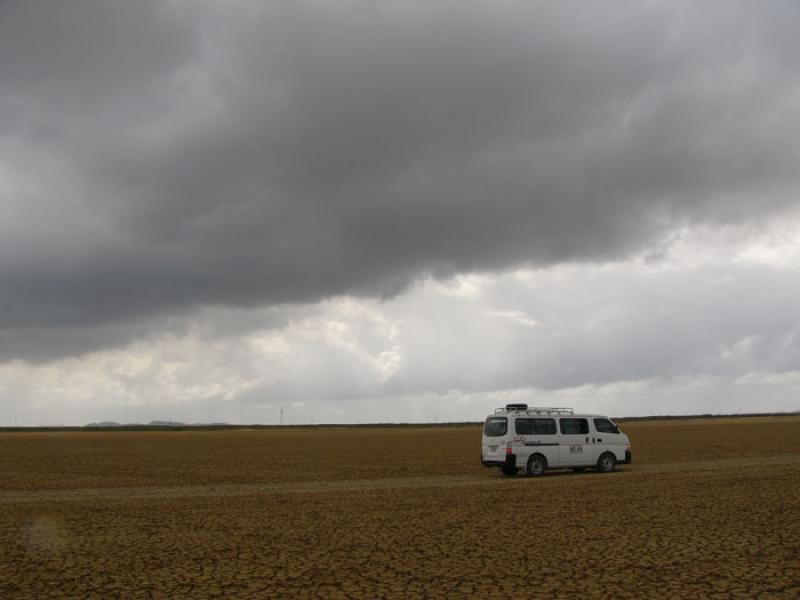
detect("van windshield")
[594,418,620,434]
[483,417,508,437]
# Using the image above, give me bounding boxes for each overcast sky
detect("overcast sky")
[2,0,799,425]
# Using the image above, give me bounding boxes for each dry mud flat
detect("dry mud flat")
[0,417,798,598]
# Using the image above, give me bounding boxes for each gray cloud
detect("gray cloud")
[2,1,800,360]
[387,265,800,395]
[4,256,798,426]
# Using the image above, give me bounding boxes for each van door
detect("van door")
[482,416,509,464]
[514,417,559,468]
[592,417,624,461]
[557,418,595,465]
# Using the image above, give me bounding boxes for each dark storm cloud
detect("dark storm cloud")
[2,0,800,359]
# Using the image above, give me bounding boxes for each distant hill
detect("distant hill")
[12,410,794,432]
[84,420,227,428]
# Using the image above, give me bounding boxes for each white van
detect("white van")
[481,405,631,476]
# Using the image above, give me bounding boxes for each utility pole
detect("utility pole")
[280,406,284,426]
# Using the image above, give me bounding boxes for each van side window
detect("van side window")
[559,418,589,435]
[484,417,508,437]
[593,418,619,434]
[515,418,556,435]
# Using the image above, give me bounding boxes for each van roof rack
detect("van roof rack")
[495,406,574,416]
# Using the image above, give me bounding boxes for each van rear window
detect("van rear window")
[484,417,508,437]
[515,418,556,435]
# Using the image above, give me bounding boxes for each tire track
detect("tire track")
[1,453,798,503]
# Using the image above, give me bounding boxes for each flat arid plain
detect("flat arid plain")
[1,416,798,598]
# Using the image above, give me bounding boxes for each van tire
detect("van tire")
[526,454,547,477]
[596,452,617,473]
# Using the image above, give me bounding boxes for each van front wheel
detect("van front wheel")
[527,454,547,477]
[596,452,617,473]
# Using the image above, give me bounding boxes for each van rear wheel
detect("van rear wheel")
[596,452,617,473]
[527,454,547,477]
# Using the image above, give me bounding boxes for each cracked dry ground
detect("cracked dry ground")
[0,417,798,598]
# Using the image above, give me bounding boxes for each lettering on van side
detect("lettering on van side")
[569,444,583,454]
